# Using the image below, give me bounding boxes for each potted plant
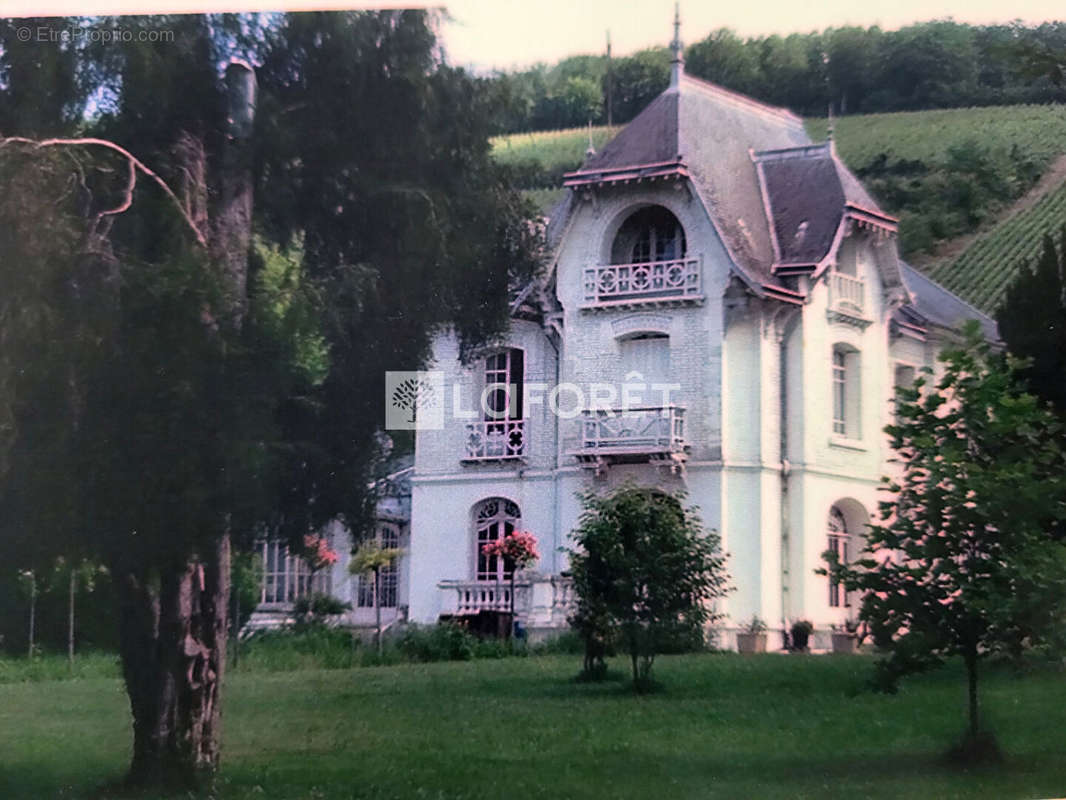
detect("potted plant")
[789,619,813,652]
[831,619,859,653]
[736,616,767,654]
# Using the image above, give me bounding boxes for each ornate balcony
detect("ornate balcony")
[828,272,869,327]
[582,257,703,308]
[463,418,526,462]
[575,405,687,470]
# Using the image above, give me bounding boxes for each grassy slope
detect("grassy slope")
[4,654,1066,799]
[928,177,1066,311]
[493,107,1066,311]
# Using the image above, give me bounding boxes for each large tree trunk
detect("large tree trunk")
[116,534,231,789]
[965,646,980,739]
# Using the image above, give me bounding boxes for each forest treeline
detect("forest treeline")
[485,20,1066,133]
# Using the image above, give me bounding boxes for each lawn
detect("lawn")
[2,654,1065,799]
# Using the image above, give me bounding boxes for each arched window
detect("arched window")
[474,498,521,582]
[832,344,861,439]
[827,506,850,608]
[610,206,687,265]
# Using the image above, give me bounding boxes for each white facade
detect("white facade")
[400,67,995,649]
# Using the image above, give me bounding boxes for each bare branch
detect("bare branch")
[0,136,208,247]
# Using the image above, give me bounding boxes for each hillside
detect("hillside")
[492,105,1066,311]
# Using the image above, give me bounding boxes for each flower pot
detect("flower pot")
[790,627,811,652]
[831,632,857,653]
[736,632,766,654]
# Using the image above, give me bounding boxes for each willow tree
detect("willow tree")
[0,10,539,789]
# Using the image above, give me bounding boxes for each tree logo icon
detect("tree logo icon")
[385,371,445,430]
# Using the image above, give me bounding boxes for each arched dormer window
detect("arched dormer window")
[611,206,687,265]
[585,206,699,306]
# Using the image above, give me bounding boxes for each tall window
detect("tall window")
[831,345,861,439]
[619,333,671,389]
[832,350,847,435]
[356,522,401,609]
[258,540,330,606]
[893,364,917,422]
[611,206,687,264]
[827,506,850,608]
[474,498,521,582]
[484,349,523,420]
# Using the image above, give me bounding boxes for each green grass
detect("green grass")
[491,125,619,173]
[927,179,1066,312]
[805,105,1066,175]
[3,654,1066,799]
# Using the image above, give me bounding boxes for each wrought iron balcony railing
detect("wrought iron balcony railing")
[582,257,702,307]
[578,405,686,459]
[463,418,526,462]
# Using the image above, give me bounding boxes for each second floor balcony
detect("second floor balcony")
[829,272,866,317]
[582,257,703,309]
[574,405,687,469]
[462,418,526,462]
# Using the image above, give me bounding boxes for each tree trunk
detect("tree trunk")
[68,567,76,671]
[965,647,980,739]
[27,573,36,659]
[116,534,231,789]
[374,567,382,656]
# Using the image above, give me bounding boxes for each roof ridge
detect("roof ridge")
[752,142,831,162]
[680,73,805,127]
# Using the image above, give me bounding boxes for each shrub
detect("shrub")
[397,623,476,662]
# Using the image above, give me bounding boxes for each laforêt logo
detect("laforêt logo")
[385,371,445,430]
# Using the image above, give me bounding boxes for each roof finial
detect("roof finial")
[585,120,596,158]
[670,2,684,88]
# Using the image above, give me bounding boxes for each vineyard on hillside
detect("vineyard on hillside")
[927,180,1066,312]
[492,105,1066,304]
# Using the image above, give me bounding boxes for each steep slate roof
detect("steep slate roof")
[898,262,1000,342]
[548,71,991,339]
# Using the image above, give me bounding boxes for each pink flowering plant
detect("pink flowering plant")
[481,531,539,623]
[303,533,339,572]
[481,530,539,569]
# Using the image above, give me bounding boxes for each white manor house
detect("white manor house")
[255,25,996,649]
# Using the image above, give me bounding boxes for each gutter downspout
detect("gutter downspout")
[777,306,801,643]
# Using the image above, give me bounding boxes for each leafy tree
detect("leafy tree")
[685,28,762,97]
[0,9,540,790]
[568,485,730,690]
[997,227,1066,418]
[823,324,1066,759]
[604,47,670,125]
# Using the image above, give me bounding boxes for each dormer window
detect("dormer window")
[584,206,700,307]
[612,206,687,265]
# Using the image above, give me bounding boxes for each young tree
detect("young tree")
[350,541,403,655]
[824,323,1066,758]
[568,485,730,690]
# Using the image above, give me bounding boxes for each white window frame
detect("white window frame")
[827,506,851,609]
[258,540,330,607]
[483,348,524,422]
[355,522,401,609]
[473,498,521,583]
[831,344,861,440]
